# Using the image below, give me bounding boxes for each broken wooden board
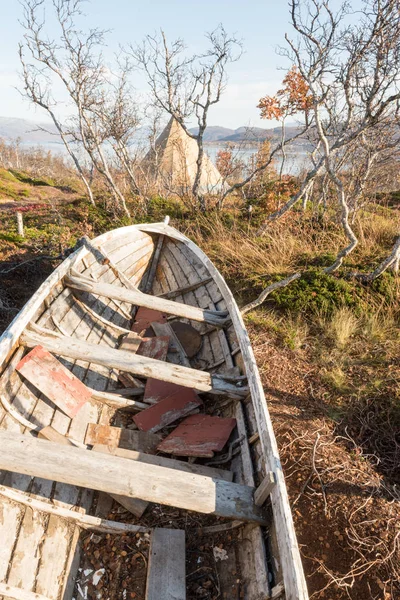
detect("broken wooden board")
[16,345,91,418]
[118,372,144,389]
[93,445,148,518]
[38,426,74,446]
[85,423,161,453]
[93,444,234,482]
[137,335,170,361]
[0,431,266,523]
[157,414,237,457]
[119,331,142,353]
[131,307,168,334]
[146,528,186,600]
[170,321,202,358]
[133,385,202,433]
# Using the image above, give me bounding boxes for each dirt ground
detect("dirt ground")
[248,323,399,599]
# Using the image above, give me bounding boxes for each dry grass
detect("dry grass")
[327,307,359,349]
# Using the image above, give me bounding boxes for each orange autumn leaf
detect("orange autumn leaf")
[258,66,312,121]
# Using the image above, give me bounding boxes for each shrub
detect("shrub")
[271,268,360,315]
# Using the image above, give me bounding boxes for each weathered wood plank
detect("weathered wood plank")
[0,432,266,523]
[92,444,233,482]
[146,528,186,600]
[93,445,148,518]
[255,472,276,506]
[85,424,161,453]
[0,484,149,535]
[65,274,229,327]
[21,330,248,398]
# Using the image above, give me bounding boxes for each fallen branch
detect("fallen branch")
[240,272,301,315]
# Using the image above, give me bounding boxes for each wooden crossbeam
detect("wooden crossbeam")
[0,432,266,524]
[20,329,248,398]
[65,273,230,328]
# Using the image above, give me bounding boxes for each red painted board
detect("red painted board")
[133,386,202,433]
[144,379,185,403]
[16,345,91,418]
[137,336,170,361]
[157,414,237,457]
[131,307,168,334]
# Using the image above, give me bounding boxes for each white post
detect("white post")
[16,212,24,237]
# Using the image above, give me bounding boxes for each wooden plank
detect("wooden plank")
[151,322,194,366]
[255,472,276,506]
[157,277,213,299]
[146,528,186,600]
[0,484,149,535]
[7,505,48,591]
[157,414,237,457]
[21,330,248,398]
[119,331,142,353]
[85,424,161,453]
[137,336,170,361]
[0,431,266,524]
[65,274,229,327]
[35,514,72,599]
[93,445,148,518]
[143,232,165,293]
[38,425,75,445]
[131,307,168,334]
[93,444,233,482]
[0,583,52,600]
[16,346,91,418]
[0,502,23,581]
[133,386,202,433]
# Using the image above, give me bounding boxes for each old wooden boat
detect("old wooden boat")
[0,220,308,600]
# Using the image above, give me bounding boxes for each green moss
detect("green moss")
[271,268,360,315]
[0,168,18,182]
[369,271,398,303]
[0,232,24,244]
[9,169,55,187]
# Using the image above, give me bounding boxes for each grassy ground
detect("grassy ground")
[0,168,399,599]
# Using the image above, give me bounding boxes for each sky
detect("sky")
[0,0,356,129]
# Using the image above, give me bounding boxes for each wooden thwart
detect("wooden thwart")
[21,329,248,397]
[146,528,186,600]
[0,431,266,523]
[65,273,229,327]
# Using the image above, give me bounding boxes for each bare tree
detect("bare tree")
[256,0,400,276]
[132,26,242,210]
[19,3,95,205]
[19,0,131,217]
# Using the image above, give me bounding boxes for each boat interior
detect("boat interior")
[0,223,293,600]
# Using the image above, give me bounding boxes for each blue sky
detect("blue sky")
[0,0,350,128]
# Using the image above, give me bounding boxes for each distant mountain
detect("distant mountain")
[189,123,302,143]
[0,116,307,149]
[0,117,62,148]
